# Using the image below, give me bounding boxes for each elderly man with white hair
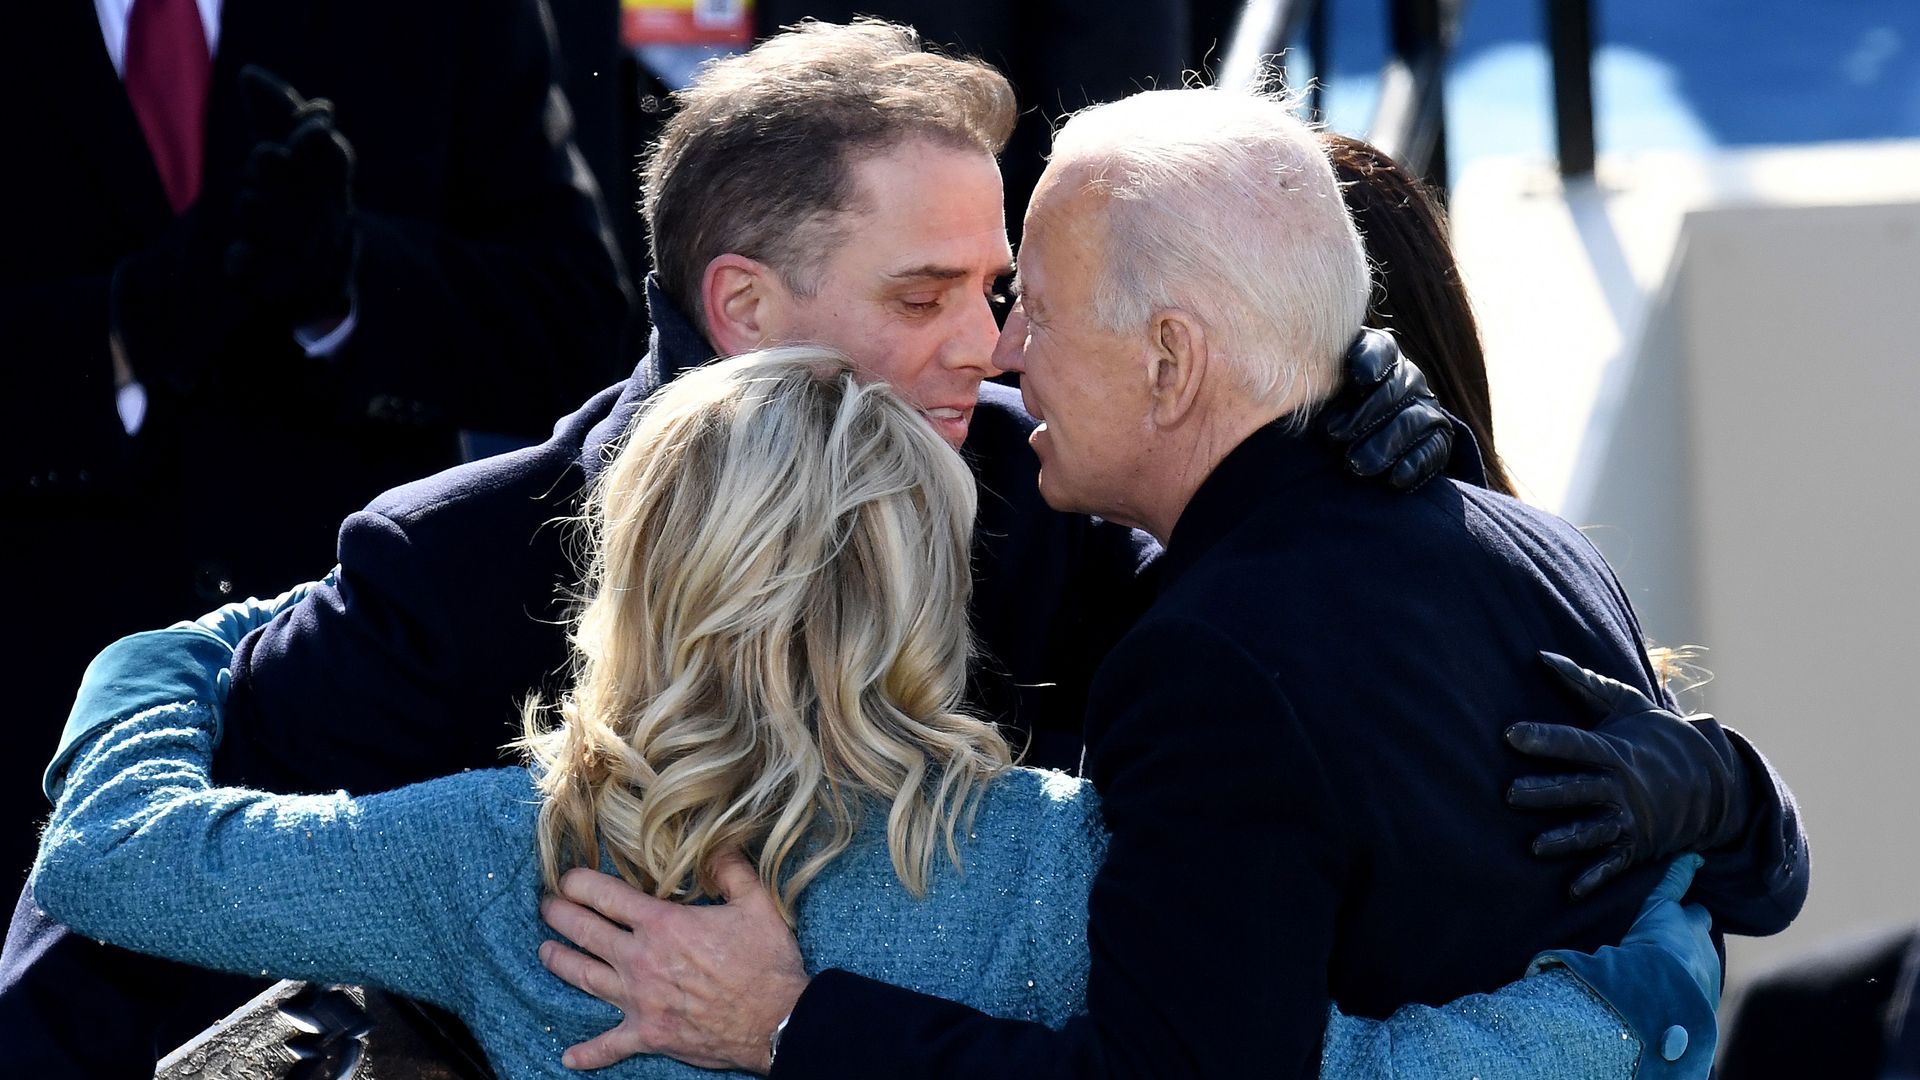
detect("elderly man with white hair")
[534,88,1800,1078]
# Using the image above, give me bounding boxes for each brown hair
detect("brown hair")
[1324,133,1517,496]
[642,19,1018,323]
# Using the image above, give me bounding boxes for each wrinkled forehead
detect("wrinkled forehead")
[1013,181,1108,300]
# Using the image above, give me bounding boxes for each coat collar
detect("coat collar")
[644,273,717,385]
[1157,417,1349,588]
[580,275,718,483]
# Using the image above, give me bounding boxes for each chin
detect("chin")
[1034,472,1086,515]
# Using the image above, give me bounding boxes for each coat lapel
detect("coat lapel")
[44,0,174,236]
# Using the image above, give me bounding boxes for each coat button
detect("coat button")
[1660,1024,1688,1061]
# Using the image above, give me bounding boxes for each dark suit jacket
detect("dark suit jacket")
[775,419,1802,1079]
[0,279,1156,1075]
[0,0,630,882]
[1719,924,1920,1080]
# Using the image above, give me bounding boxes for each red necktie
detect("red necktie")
[124,0,212,215]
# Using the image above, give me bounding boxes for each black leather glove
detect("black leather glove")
[1506,651,1753,900]
[227,65,357,326]
[1318,327,1453,490]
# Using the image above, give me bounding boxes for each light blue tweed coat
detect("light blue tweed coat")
[33,624,1705,1080]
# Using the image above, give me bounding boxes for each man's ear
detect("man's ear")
[700,254,787,355]
[1146,308,1208,428]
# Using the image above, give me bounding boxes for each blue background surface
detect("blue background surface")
[1301,0,1920,177]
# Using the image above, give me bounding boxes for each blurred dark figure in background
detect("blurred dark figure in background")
[757,1,1188,240]
[0,0,630,907]
[1325,131,1518,496]
[1719,924,1920,1080]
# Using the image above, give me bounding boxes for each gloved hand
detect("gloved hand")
[1529,854,1720,1077]
[1507,652,1752,899]
[227,65,357,326]
[1616,855,1721,1005]
[1318,327,1454,491]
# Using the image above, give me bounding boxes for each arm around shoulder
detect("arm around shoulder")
[35,627,529,1013]
[775,617,1346,1080]
[1320,856,1720,1080]
[221,477,575,793]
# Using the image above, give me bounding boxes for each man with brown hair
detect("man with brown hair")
[2,19,1453,1075]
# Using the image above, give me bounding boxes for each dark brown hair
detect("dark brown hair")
[1324,133,1516,496]
[642,19,1018,323]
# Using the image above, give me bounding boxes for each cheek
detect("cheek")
[841,348,937,410]
[861,327,946,387]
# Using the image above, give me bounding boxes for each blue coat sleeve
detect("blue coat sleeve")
[31,689,523,1017]
[1320,971,1640,1079]
[1321,850,1724,1080]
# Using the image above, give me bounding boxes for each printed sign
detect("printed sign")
[622,0,753,48]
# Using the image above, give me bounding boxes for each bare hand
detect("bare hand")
[538,851,809,1073]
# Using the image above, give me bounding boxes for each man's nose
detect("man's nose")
[944,292,1004,376]
[990,304,1028,374]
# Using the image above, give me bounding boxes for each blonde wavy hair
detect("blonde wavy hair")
[518,348,1011,924]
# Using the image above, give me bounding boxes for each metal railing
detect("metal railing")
[1221,0,1598,194]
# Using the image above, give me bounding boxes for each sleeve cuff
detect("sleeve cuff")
[294,301,359,358]
[44,629,236,803]
[1529,944,1718,1080]
[116,380,148,436]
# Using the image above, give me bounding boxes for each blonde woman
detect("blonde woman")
[34,349,1716,1078]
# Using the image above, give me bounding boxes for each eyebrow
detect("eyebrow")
[884,262,1017,283]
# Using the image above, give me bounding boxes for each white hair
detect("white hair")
[1048,87,1370,419]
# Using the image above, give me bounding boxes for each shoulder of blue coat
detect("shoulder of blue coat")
[969,766,1107,861]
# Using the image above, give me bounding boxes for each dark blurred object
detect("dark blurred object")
[756,1,1188,241]
[1212,0,1462,191]
[549,0,653,339]
[1,0,631,1074]
[156,980,495,1080]
[1718,925,1920,1080]
[1,0,631,883]
[1324,131,1516,495]
[226,66,357,326]
[1547,0,1596,178]
[1371,0,1458,191]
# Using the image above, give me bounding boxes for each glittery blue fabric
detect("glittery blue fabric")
[35,701,1647,1080]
